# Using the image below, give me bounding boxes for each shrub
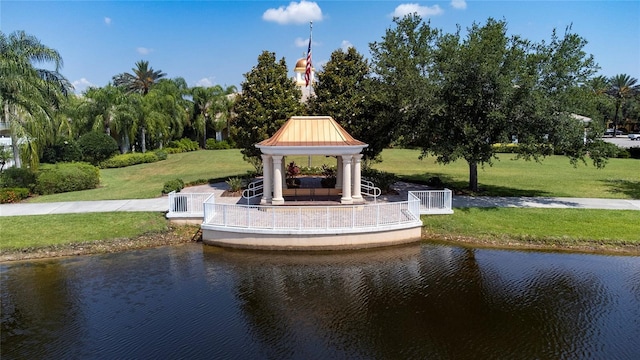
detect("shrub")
[99,152,159,168]
[205,139,231,150]
[225,177,244,192]
[164,147,184,154]
[492,143,519,153]
[0,187,29,203]
[34,162,100,195]
[167,138,199,152]
[78,131,119,165]
[0,167,37,190]
[589,140,622,160]
[362,168,398,194]
[153,149,168,160]
[162,178,184,194]
[41,137,82,164]
[627,147,640,159]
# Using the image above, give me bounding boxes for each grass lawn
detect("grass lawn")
[26,149,638,202]
[374,149,639,199]
[27,149,253,203]
[422,208,640,245]
[0,212,168,251]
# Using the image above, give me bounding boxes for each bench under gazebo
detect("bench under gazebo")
[255,116,368,205]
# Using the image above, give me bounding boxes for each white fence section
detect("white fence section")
[166,191,214,217]
[408,189,453,214]
[169,189,453,225]
[202,196,422,233]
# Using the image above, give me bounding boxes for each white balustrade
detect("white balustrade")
[167,191,214,217]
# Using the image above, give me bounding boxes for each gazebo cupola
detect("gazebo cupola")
[256,116,368,205]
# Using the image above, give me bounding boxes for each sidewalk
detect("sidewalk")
[1,196,639,217]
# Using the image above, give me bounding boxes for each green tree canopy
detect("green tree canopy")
[0,30,72,168]
[309,47,393,162]
[232,51,304,160]
[371,16,600,192]
[607,74,639,136]
[113,60,166,95]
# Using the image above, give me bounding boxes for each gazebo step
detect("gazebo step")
[282,188,341,197]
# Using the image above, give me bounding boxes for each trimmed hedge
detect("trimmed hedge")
[35,162,100,195]
[78,131,119,165]
[205,139,232,150]
[0,188,29,203]
[41,138,83,164]
[0,167,37,190]
[100,152,158,168]
[162,178,184,194]
[166,138,199,153]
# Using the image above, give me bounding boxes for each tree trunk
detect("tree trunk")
[468,161,478,192]
[141,127,147,153]
[10,131,21,169]
[120,133,130,154]
[612,99,620,138]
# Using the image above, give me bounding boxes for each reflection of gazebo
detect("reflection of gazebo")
[256,116,368,205]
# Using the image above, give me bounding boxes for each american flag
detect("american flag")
[305,29,312,86]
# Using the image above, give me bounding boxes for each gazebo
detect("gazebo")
[255,116,368,205]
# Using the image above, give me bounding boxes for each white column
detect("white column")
[341,155,353,204]
[352,154,363,203]
[261,154,272,204]
[336,156,343,189]
[272,155,284,205]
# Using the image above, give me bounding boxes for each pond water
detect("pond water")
[1,243,639,359]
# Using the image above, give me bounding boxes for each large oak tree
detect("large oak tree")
[371,16,601,192]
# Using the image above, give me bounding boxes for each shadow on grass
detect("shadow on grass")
[602,179,640,199]
[399,173,553,197]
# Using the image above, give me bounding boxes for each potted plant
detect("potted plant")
[286,161,301,188]
[320,164,336,188]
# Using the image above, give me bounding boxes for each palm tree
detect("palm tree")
[113,60,166,95]
[0,30,72,168]
[81,84,126,136]
[190,86,220,147]
[142,78,190,151]
[607,74,639,137]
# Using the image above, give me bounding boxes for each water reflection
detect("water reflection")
[2,243,639,359]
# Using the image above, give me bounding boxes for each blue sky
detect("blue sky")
[2,1,639,94]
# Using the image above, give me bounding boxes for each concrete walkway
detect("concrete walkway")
[2,196,639,217]
[1,182,639,217]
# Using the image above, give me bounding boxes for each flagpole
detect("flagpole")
[305,21,313,87]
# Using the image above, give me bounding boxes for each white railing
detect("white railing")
[407,189,453,214]
[202,196,422,232]
[361,179,381,201]
[242,179,263,204]
[167,191,214,217]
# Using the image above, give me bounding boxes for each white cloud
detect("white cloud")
[195,77,214,87]
[263,1,323,25]
[72,78,95,93]
[391,3,444,18]
[294,37,308,47]
[104,17,111,25]
[136,47,153,55]
[340,40,353,52]
[451,0,467,10]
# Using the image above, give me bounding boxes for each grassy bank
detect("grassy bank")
[0,212,201,262]
[27,150,252,202]
[1,208,638,261]
[26,149,639,203]
[422,208,639,253]
[374,149,640,198]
